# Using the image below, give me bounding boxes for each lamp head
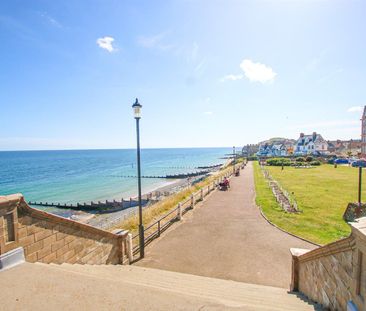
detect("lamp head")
[132,98,142,119]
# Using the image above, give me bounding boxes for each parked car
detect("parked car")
[352,160,366,168]
[334,158,349,164]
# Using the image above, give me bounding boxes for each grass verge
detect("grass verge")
[253,161,355,245]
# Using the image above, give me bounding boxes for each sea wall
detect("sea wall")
[0,194,129,265]
[291,217,366,311]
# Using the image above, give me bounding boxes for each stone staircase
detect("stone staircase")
[0,262,322,310]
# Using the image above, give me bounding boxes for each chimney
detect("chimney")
[300,133,304,138]
[313,132,317,140]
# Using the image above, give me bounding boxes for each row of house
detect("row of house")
[255,132,362,157]
[256,132,330,157]
[328,139,361,154]
[253,107,366,157]
[256,138,295,157]
[257,142,293,157]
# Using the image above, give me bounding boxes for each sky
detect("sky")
[0,0,365,150]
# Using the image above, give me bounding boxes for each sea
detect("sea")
[0,148,231,209]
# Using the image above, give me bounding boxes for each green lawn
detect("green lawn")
[253,162,364,245]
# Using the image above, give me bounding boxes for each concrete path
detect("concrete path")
[136,162,317,289]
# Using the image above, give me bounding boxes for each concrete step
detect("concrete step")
[43,263,321,311]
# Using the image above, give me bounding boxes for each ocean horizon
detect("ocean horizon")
[0,146,235,152]
[0,147,232,211]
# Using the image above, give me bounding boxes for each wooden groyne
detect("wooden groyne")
[111,170,210,179]
[28,198,149,213]
[27,191,167,213]
[196,164,222,169]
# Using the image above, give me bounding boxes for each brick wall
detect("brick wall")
[0,194,129,265]
[291,217,366,311]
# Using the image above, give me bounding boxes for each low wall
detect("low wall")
[291,217,366,311]
[0,194,129,265]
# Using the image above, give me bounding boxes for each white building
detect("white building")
[294,132,328,155]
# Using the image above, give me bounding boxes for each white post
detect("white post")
[127,233,133,264]
[201,188,204,200]
[178,203,182,220]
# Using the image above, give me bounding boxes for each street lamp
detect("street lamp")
[132,98,144,258]
[358,167,362,206]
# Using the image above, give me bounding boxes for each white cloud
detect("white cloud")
[220,74,243,82]
[240,59,277,83]
[221,59,276,83]
[96,36,116,52]
[204,111,213,115]
[347,106,364,113]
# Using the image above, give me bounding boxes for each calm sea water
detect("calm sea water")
[0,148,230,205]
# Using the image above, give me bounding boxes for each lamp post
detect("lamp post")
[132,98,144,258]
[233,146,236,174]
[358,167,362,206]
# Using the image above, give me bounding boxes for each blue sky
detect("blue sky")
[0,0,365,150]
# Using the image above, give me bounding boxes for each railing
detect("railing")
[131,169,233,255]
[260,164,299,213]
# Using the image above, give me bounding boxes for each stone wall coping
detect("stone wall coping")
[295,236,354,263]
[0,194,23,207]
[351,218,366,250]
[111,229,129,235]
[1,194,128,240]
[350,216,366,233]
[290,248,310,257]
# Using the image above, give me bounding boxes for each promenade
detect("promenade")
[136,162,317,289]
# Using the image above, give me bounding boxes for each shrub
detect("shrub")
[247,156,258,161]
[311,161,321,166]
[266,158,291,166]
[296,157,305,162]
[305,156,313,162]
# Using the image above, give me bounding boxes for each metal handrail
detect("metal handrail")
[145,205,179,231]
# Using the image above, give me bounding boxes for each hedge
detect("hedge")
[266,158,291,166]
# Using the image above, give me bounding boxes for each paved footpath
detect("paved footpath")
[136,162,317,289]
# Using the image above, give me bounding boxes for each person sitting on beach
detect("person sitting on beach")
[223,177,230,188]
